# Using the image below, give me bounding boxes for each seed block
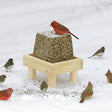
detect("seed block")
[33,31,74,63]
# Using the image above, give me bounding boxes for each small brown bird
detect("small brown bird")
[0,75,7,83]
[40,81,48,91]
[50,21,79,40]
[0,88,13,100]
[105,69,112,83]
[88,47,105,58]
[79,81,93,103]
[3,58,14,71]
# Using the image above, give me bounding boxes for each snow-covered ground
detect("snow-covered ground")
[0,0,112,112]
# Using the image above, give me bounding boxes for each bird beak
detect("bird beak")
[50,24,52,27]
[105,74,107,76]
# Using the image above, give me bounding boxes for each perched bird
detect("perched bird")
[88,47,105,58]
[3,58,14,71]
[40,81,48,91]
[0,75,7,83]
[0,88,13,100]
[50,21,79,40]
[105,69,112,83]
[79,81,93,103]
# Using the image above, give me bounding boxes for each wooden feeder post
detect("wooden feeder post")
[23,31,83,88]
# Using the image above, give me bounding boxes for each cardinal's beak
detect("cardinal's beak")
[50,24,52,27]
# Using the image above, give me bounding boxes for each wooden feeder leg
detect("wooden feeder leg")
[70,71,78,83]
[28,68,36,79]
[48,73,56,88]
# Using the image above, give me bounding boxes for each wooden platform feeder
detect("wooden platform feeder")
[23,54,83,88]
[23,31,83,88]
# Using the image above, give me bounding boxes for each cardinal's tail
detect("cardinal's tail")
[79,98,85,103]
[69,32,79,40]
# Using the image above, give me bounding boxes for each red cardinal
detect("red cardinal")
[50,21,79,40]
[0,88,13,100]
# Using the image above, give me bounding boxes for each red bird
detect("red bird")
[50,21,79,40]
[0,88,13,100]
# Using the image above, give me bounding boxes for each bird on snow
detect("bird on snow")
[40,81,48,91]
[88,47,105,58]
[105,69,112,83]
[0,88,13,100]
[0,74,7,84]
[3,58,14,71]
[79,81,93,103]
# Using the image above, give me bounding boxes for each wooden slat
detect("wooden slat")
[23,54,52,74]
[53,58,83,74]
[23,54,83,75]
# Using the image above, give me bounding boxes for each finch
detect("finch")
[50,21,79,40]
[40,81,48,91]
[79,81,93,103]
[88,47,105,58]
[0,74,7,83]
[105,69,112,83]
[3,58,14,71]
[0,88,13,100]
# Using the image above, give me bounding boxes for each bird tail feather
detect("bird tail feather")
[79,98,85,103]
[69,32,79,40]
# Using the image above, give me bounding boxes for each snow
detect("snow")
[0,0,112,112]
[39,30,68,38]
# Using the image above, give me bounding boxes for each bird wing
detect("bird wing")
[0,90,5,97]
[88,49,101,58]
[0,94,2,97]
[81,90,86,98]
[81,87,93,98]
[0,90,9,97]
[93,49,101,56]
[56,23,70,33]
[4,61,9,67]
[107,74,112,83]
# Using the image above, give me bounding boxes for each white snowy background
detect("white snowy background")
[0,0,112,112]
